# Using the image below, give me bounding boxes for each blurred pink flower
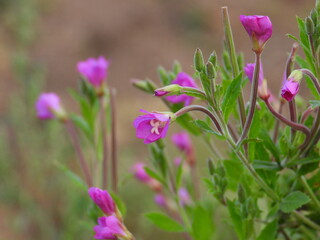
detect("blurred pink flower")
[166,72,198,106]
[244,62,263,85]
[94,216,126,240]
[171,132,193,153]
[174,157,182,166]
[132,162,161,191]
[133,110,171,144]
[154,194,167,208]
[35,93,63,120]
[240,15,272,52]
[88,187,116,216]
[77,56,110,87]
[178,188,192,206]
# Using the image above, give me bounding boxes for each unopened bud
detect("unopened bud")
[131,79,151,93]
[154,84,182,97]
[305,17,314,35]
[158,66,170,85]
[216,162,226,178]
[258,79,270,100]
[208,51,217,66]
[213,174,220,185]
[194,48,205,72]
[237,184,246,203]
[206,61,216,79]
[207,158,215,175]
[172,60,182,75]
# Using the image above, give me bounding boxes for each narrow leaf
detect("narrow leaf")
[145,212,185,232]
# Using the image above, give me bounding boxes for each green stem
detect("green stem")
[100,96,109,189]
[300,176,320,211]
[237,52,261,145]
[222,6,246,128]
[292,210,320,231]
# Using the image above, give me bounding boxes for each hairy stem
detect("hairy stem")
[65,121,92,186]
[237,52,261,145]
[273,100,285,142]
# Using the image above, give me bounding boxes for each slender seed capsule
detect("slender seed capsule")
[194,48,205,72]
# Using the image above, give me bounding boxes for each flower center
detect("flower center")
[150,119,165,135]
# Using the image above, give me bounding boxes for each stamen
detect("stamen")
[150,119,161,135]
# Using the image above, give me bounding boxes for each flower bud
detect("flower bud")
[131,79,152,93]
[35,93,66,121]
[88,187,116,216]
[178,188,192,206]
[281,70,303,102]
[305,17,314,35]
[154,84,182,97]
[207,158,215,176]
[154,194,167,208]
[208,51,217,66]
[132,162,162,191]
[237,184,246,203]
[194,48,204,72]
[240,15,272,53]
[206,61,216,79]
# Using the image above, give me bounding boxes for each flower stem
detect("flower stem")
[175,105,223,134]
[300,176,320,211]
[273,99,285,142]
[264,99,311,149]
[237,52,261,145]
[288,100,297,141]
[222,6,246,129]
[300,68,320,94]
[100,96,109,189]
[110,88,118,193]
[65,121,92,186]
[292,210,320,231]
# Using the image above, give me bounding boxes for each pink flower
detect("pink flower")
[88,187,116,216]
[166,72,198,106]
[133,110,171,144]
[240,15,272,52]
[174,157,182,166]
[244,63,263,85]
[35,93,64,120]
[171,132,193,154]
[94,216,126,240]
[77,56,110,87]
[154,90,169,97]
[154,194,167,208]
[132,162,161,191]
[281,70,302,102]
[281,79,300,101]
[178,188,192,206]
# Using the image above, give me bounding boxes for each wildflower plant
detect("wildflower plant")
[35,2,320,240]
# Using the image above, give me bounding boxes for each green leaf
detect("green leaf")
[287,156,320,167]
[256,219,278,240]
[227,200,244,240]
[252,160,280,171]
[144,167,167,186]
[309,100,320,108]
[70,114,92,140]
[259,129,280,163]
[222,72,243,122]
[280,191,310,213]
[145,212,185,232]
[193,119,225,139]
[192,205,214,240]
[175,160,184,189]
[109,192,127,217]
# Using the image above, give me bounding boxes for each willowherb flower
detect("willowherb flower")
[35,93,65,120]
[154,194,167,208]
[77,56,110,87]
[281,70,302,101]
[174,157,182,166]
[172,132,196,166]
[240,15,272,53]
[244,62,275,101]
[178,188,192,206]
[166,72,198,106]
[88,187,116,216]
[133,109,174,144]
[132,162,161,191]
[93,216,126,240]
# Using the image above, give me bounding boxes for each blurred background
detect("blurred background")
[0,0,315,239]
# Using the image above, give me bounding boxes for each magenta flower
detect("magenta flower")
[178,188,192,206]
[154,194,167,208]
[166,72,198,106]
[133,110,172,144]
[132,162,161,191]
[77,56,110,87]
[171,132,193,154]
[94,216,126,240]
[244,63,263,85]
[174,157,182,166]
[88,187,116,216]
[281,79,300,101]
[35,93,64,120]
[240,15,272,52]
